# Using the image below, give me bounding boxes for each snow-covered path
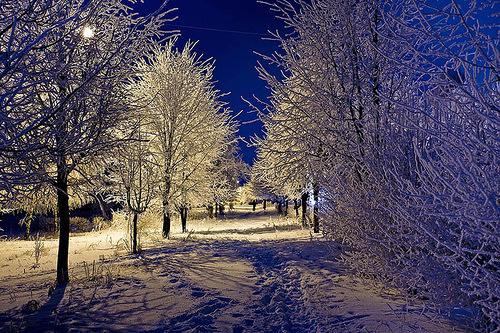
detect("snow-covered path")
[0,210,468,332]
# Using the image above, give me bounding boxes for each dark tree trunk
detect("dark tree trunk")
[132,212,138,254]
[284,199,288,216]
[214,202,218,218]
[277,201,283,214]
[162,177,171,238]
[252,201,256,211]
[294,199,299,217]
[56,168,70,285]
[313,184,320,233]
[181,207,188,233]
[207,205,214,219]
[263,200,267,210]
[219,204,224,216]
[162,204,171,239]
[301,192,308,227]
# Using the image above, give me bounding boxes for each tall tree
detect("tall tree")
[130,40,235,237]
[252,79,321,230]
[111,105,158,254]
[0,0,89,200]
[1,0,170,284]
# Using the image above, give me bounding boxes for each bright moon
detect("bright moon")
[82,26,94,38]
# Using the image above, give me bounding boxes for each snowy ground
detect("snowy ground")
[0,208,470,332]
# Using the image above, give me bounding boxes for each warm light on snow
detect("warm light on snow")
[82,26,95,39]
[0,208,465,332]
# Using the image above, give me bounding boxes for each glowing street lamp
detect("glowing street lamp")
[82,26,95,39]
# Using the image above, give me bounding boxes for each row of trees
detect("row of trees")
[0,1,242,285]
[253,0,498,328]
[239,179,315,229]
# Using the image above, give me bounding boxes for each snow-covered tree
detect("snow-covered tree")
[130,40,236,237]
[111,106,159,254]
[1,0,170,284]
[252,78,322,228]
[0,0,87,200]
[378,1,499,325]
[237,183,257,206]
[257,0,499,326]
[206,142,246,218]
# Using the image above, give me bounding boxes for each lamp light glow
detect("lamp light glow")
[82,26,95,39]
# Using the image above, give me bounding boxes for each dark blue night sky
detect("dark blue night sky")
[138,0,284,165]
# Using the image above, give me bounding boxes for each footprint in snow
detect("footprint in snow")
[167,295,234,331]
[232,325,244,333]
[243,319,254,327]
[191,287,206,298]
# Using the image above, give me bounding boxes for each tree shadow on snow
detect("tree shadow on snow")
[213,208,279,220]
[20,284,67,331]
[141,237,347,278]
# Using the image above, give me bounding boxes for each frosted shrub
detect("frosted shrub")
[31,233,45,269]
[70,217,92,233]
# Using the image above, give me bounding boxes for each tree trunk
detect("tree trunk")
[294,199,299,217]
[162,201,171,239]
[181,207,188,233]
[252,201,256,211]
[219,204,224,216]
[162,177,171,238]
[132,212,138,254]
[207,205,214,219]
[313,184,320,233]
[277,201,283,214]
[301,192,308,227]
[95,193,112,221]
[214,202,218,218]
[284,199,288,216]
[263,199,267,211]
[56,168,70,285]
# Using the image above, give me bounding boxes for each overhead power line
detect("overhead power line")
[168,23,268,37]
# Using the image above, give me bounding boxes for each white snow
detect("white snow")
[0,208,468,332]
